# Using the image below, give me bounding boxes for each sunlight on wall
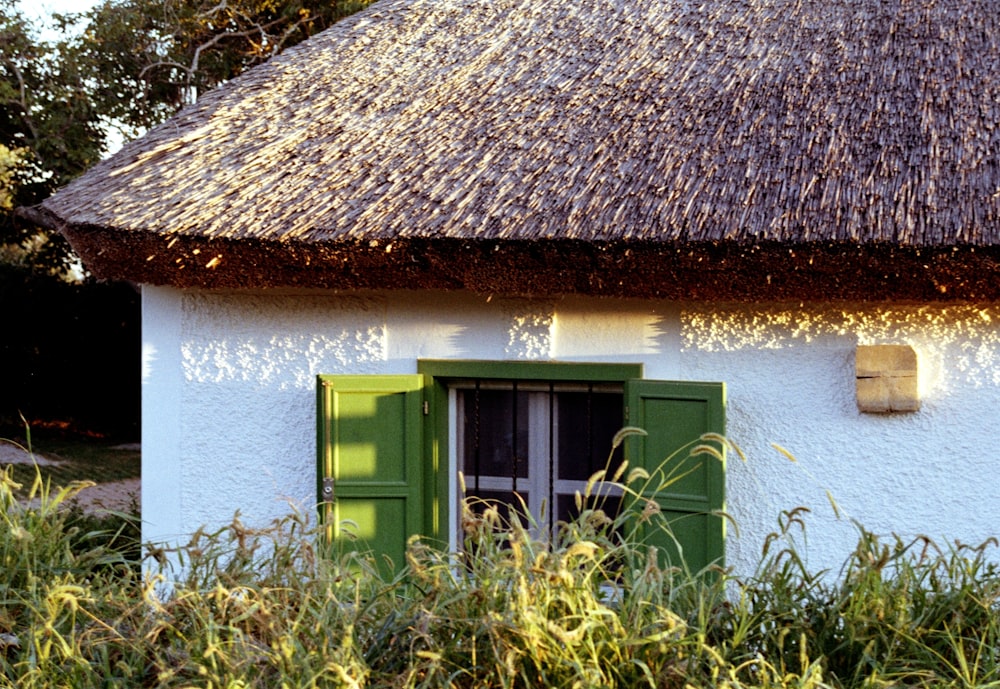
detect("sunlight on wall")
[180,292,386,388]
[551,298,670,361]
[502,299,554,359]
[141,342,156,384]
[401,323,470,360]
[681,303,1000,401]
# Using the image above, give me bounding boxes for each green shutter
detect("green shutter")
[625,380,725,573]
[317,375,425,572]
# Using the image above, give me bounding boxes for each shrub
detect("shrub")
[2,436,1000,688]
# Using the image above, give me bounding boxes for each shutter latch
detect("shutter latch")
[321,477,335,500]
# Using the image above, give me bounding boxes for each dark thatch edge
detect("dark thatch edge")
[42,213,1000,302]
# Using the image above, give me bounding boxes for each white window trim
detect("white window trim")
[448,381,624,549]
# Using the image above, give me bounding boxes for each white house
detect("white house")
[27,0,1000,576]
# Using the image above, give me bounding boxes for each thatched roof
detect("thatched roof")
[27,0,1000,300]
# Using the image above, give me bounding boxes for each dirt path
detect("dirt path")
[0,442,140,514]
[66,478,141,513]
[0,442,62,466]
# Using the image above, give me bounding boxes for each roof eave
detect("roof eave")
[46,220,1000,302]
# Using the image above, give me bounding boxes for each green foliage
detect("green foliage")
[1,0,372,275]
[730,511,1000,688]
[0,0,106,274]
[78,0,376,132]
[3,435,1000,688]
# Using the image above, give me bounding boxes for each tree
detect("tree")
[1,0,372,275]
[80,0,373,132]
[1,0,107,274]
[0,0,371,433]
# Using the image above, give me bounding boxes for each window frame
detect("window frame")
[417,360,642,549]
[317,361,725,573]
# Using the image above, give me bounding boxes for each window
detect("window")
[317,361,725,574]
[454,380,626,538]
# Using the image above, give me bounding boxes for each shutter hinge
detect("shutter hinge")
[624,405,630,423]
[423,400,429,415]
[321,477,334,500]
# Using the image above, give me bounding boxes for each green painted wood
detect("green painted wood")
[315,366,724,576]
[317,374,425,572]
[625,380,726,573]
[423,372,451,549]
[418,360,642,383]
[417,360,642,545]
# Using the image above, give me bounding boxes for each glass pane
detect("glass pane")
[460,387,529,481]
[557,391,624,481]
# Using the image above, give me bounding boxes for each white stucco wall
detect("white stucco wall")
[142,286,1000,575]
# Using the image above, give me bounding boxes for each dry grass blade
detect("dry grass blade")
[4,430,1000,688]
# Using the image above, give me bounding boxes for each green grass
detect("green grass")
[3,433,1000,689]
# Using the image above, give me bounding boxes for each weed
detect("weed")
[2,434,999,688]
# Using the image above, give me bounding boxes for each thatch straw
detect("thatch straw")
[28,0,1000,300]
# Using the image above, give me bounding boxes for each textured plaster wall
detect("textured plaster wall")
[681,303,1000,575]
[176,292,385,533]
[143,286,1000,575]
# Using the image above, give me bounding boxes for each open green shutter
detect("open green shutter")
[625,380,725,573]
[317,375,425,572]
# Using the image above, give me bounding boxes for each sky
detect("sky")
[16,0,129,155]
[17,0,100,40]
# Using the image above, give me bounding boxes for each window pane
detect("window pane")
[456,381,624,542]
[557,391,624,481]
[460,388,529,481]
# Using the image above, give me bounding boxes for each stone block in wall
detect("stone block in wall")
[856,344,919,413]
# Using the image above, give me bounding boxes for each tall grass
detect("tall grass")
[2,436,1000,688]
